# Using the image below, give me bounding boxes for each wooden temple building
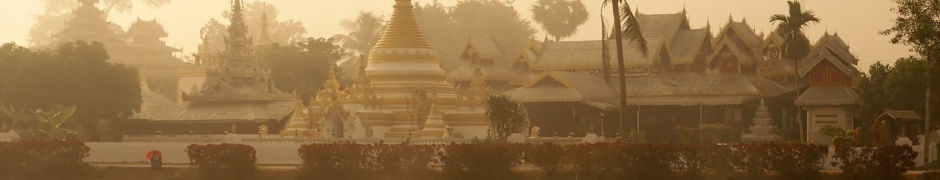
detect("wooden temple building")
[450,12,864,141]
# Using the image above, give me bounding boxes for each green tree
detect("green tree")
[262,38,343,102]
[485,95,529,139]
[882,0,940,61]
[859,62,892,126]
[885,57,931,112]
[531,0,589,41]
[0,41,141,141]
[769,1,821,61]
[602,0,647,135]
[451,0,537,63]
[414,2,464,71]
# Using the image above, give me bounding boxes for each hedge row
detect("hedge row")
[0,141,91,180]
[291,142,916,180]
[185,143,257,180]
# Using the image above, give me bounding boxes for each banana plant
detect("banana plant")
[33,105,81,140]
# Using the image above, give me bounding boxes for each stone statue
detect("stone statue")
[259,125,268,137]
[530,126,540,138]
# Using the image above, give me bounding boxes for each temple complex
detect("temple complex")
[131,0,295,135]
[279,0,490,139]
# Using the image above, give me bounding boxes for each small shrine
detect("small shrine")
[742,99,782,142]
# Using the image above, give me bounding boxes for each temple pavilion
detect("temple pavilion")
[129,0,295,135]
[278,0,491,139]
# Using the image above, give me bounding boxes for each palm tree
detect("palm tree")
[769,1,821,61]
[332,11,385,65]
[531,0,589,41]
[601,0,647,136]
[769,0,820,142]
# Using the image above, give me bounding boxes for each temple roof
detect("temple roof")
[636,12,688,41]
[459,38,503,60]
[505,72,792,106]
[795,86,859,106]
[878,110,923,121]
[798,33,860,78]
[669,28,711,65]
[373,0,433,49]
[152,101,293,122]
[504,71,617,102]
[535,39,663,70]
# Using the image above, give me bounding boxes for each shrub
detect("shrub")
[768,143,828,179]
[524,142,567,179]
[621,144,680,179]
[372,142,438,178]
[833,145,917,180]
[185,143,257,180]
[440,142,523,180]
[0,141,90,180]
[567,142,625,179]
[298,142,370,179]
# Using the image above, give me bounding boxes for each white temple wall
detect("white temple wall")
[805,106,852,143]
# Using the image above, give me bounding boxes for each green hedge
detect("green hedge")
[0,141,91,180]
[185,143,257,180]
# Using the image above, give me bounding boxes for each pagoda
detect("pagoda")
[141,0,294,135]
[280,0,490,139]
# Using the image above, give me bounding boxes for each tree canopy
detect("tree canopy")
[0,41,141,140]
[859,57,940,129]
[882,0,940,60]
[261,38,343,103]
[769,1,821,61]
[532,0,589,41]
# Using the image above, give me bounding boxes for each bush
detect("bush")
[567,143,621,179]
[185,143,257,180]
[0,141,90,180]
[833,145,917,180]
[523,142,567,179]
[298,142,370,179]
[621,144,680,179]
[372,143,438,178]
[441,142,523,180]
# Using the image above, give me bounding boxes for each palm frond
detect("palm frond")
[800,11,821,26]
[620,2,648,57]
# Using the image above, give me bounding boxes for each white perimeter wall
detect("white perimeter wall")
[86,143,303,165]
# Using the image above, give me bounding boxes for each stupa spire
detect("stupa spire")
[257,5,273,46]
[373,0,433,49]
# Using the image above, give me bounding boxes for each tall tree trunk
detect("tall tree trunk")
[612,0,628,136]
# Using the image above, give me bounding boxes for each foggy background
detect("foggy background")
[0,0,912,68]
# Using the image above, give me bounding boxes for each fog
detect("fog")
[0,0,915,67]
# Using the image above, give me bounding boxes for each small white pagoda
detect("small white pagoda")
[742,99,782,142]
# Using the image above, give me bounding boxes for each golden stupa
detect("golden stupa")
[280,0,490,139]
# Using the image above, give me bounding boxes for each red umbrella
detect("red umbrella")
[146,150,162,160]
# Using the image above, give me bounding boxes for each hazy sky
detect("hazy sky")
[0,0,914,69]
